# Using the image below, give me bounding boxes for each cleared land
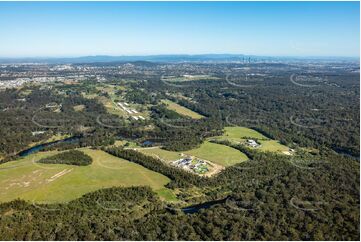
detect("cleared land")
[162,99,204,119]
[0,148,175,203]
[138,147,183,162]
[138,141,248,167]
[85,85,150,119]
[73,104,85,112]
[213,126,290,153]
[184,141,248,166]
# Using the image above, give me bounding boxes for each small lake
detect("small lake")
[18,136,80,157]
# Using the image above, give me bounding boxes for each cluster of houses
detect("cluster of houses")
[117,102,145,121]
[171,157,209,174]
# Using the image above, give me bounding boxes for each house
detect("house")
[246,139,259,148]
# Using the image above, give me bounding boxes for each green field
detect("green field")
[222,126,268,140]
[138,141,247,167]
[138,140,248,168]
[114,140,140,148]
[184,141,248,166]
[162,99,204,119]
[138,147,183,162]
[213,126,290,154]
[0,148,175,203]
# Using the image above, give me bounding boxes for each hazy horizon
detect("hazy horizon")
[0,53,359,60]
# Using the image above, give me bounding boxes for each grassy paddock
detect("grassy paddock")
[138,141,248,167]
[0,148,174,203]
[222,126,268,140]
[214,126,290,153]
[138,147,183,162]
[162,99,204,119]
[185,141,248,166]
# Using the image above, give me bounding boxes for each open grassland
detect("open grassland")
[257,140,289,153]
[138,147,183,162]
[114,140,140,148]
[0,148,175,204]
[214,126,290,153]
[222,126,268,140]
[162,99,204,119]
[138,141,248,167]
[184,141,248,166]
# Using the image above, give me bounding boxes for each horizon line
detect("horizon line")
[0,54,359,59]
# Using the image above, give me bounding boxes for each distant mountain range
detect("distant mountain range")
[0,54,358,64]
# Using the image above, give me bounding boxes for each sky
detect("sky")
[0,1,359,57]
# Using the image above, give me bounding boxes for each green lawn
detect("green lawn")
[185,141,248,167]
[162,99,204,119]
[0,148,174,204]
[138,141,248,167]
[222,126,269,140]
[214,126,290,154]
[138,147,183,162]
[257,140,289,153]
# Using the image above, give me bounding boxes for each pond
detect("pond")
[18,136,81,157]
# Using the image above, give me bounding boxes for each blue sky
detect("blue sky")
[0,1,359,57]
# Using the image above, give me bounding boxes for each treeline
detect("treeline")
[103,146,207,188]
[38,150,92,166]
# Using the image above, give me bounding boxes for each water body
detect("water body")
[332,147,359,161]
[18,136,80,157]
[181,197,228,214]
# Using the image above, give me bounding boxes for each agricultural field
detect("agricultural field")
[162,99,204,119]
[0,148,175,203]
[213,126,291,154]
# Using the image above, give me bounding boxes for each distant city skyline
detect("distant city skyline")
[0,1,359,57]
